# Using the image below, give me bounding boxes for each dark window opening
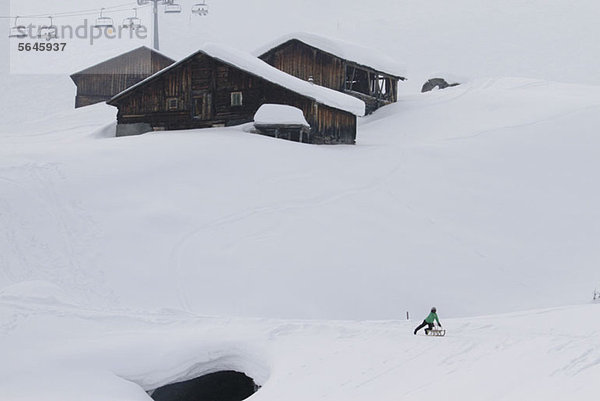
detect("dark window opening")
[230,91,243,107]
[346,67,393,99]
[150,370,259,401]
[167,98,178,111]
[345,66,369,96]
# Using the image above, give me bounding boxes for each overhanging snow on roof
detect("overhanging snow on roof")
[254,104,310,127]
[71,46,175,77]
[254,32,407,79]
[109,43,366,117]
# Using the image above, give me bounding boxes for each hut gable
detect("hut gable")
[107,43,364,144]
[256,33,406,114]
[70,46,175,108]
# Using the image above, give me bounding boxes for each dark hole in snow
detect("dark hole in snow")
[150,371,259,401]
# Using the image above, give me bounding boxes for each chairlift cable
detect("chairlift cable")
[0,2,149,20]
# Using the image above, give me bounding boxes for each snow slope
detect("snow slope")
[2,292,599,401]
[1,78,598,319]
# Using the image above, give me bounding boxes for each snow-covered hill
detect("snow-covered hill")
[2,292,599,401]
[1,77,598,319]
[2,0,600,400]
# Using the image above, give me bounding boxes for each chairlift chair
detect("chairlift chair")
[164,2,182,14]
[94,8,115,28]
[8,17,28,39]
[192,2,209,16]
[122,8,142,30]
[37,16,58,41]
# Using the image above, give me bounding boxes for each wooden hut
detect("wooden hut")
[255,33,406,114]
[253,104,311,143]
[70,46,175,108]
[107,44,365,144]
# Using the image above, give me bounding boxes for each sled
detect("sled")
[426,328,446,337]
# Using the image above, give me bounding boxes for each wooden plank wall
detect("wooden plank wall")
[72,48,174,108]
[259,41,399,114]
[118,63,189,116]
[313,104,356,144]
[261,40,345,90]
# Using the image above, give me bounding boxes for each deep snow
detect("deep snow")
[2,0,600,400]
[254,104,310,127]
[2,77,598,319]
[2,291,600,401]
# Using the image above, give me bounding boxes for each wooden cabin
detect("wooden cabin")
[256,33,406,114]
[107,44,365,144]
[70,46,175,108]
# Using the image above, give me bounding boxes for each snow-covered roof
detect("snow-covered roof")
[109,43,365,117]
[71,46,175,77]
[254,32,407,78]
[254,104,310,127]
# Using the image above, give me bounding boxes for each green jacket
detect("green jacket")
[425,312,440,325]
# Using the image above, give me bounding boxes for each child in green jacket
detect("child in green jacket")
[414,307,442,335]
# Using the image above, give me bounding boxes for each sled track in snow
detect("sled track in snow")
[168,156,409,313]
